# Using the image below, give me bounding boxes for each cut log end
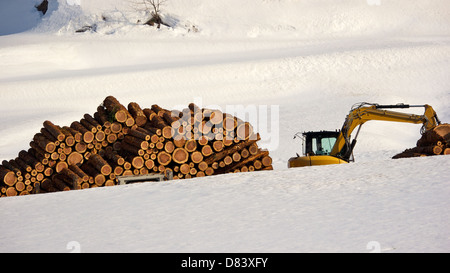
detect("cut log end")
[173,148,189,164]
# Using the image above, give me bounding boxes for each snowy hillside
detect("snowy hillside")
[1,0,450,253]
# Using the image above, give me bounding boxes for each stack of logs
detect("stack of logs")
[0,96,273,198]
[393,123,450,159]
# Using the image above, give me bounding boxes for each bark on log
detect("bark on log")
[129,128,151,141]
[2,160,22,177]
[103,96,135,126]
[43,120,65,142]
[204,133,260,165]
[68,164,89,182]
[124,135,149,150]
[94,106,111,127]
[33,133,56,153]
[120,141,145,156]
[70,121,94,143]
[64,126,83,143]
[218,149,269,174]
[88,154,112,176]
[83,113,103,131]
[59,127,75,146]
[128,102,147,127]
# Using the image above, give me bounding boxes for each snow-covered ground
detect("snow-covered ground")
[0,0,449,253]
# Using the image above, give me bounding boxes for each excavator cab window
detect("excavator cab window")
[303,131,339,156]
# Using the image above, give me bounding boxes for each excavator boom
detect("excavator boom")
[288,102,441,168]
[331,103,440,161]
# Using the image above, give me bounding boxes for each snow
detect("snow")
[0,0,450,253]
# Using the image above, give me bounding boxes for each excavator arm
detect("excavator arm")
[330,103,441,161]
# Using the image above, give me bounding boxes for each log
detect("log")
[70,121,94,143]
[95,130,106,142]
[124,135,149,150]
[64,126,83,143]
[217,149,270,174]
[416,145,443,155]
[29,141,50,159]
[444,148,450,155]
[162,110,180,127]
[172,148,189,164]
[2,160,22,177]
[43,120,65,142]
[157,151,172,166]
[201,145,213,157]
[88,154,112,176]
[145,159,155,170]
[120,141,145,156]
[60,168,82,187]
[198,161,208,172]
[84,113,103,131]
[184,139,197,153]
[55,161,69,173]
[15,181,26,192]
[232,151,241,162]
[103,96,135,126]
[33,133,56,153]
[128,102,147,127]
[67,152,84,165]
[204,133,260,165]
[444,133,450,145]
[433,124,450,139]
[15,157,32,173]
[129,128,151,141]
[5,187,18,197]
[0,166,16,187]
[212,140,224,152]
[94,106,111,127]
[59,127,76,146]
[261,155,272,167]
[52,175,71,191]
[209,109,223,125]
[68,164,89,182]
[107,133,118,144]
[223,113,237,132]
[179,163,190,175]
[130,156,144,169]
[190,151,203,164]
[110,122,123,134]
[81,163,105,186]
[205,167,214,176]
[80,118,98,133]
[236,122,254,141]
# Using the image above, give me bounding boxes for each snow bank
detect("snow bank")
[1,155,449,253]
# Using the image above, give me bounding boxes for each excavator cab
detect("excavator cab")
[303,131,339,156]
[289,130,349,168]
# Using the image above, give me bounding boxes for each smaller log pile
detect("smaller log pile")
[392,123,450,159]
[0,96,273,198]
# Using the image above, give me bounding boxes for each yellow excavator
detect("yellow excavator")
[288,102,441,168]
